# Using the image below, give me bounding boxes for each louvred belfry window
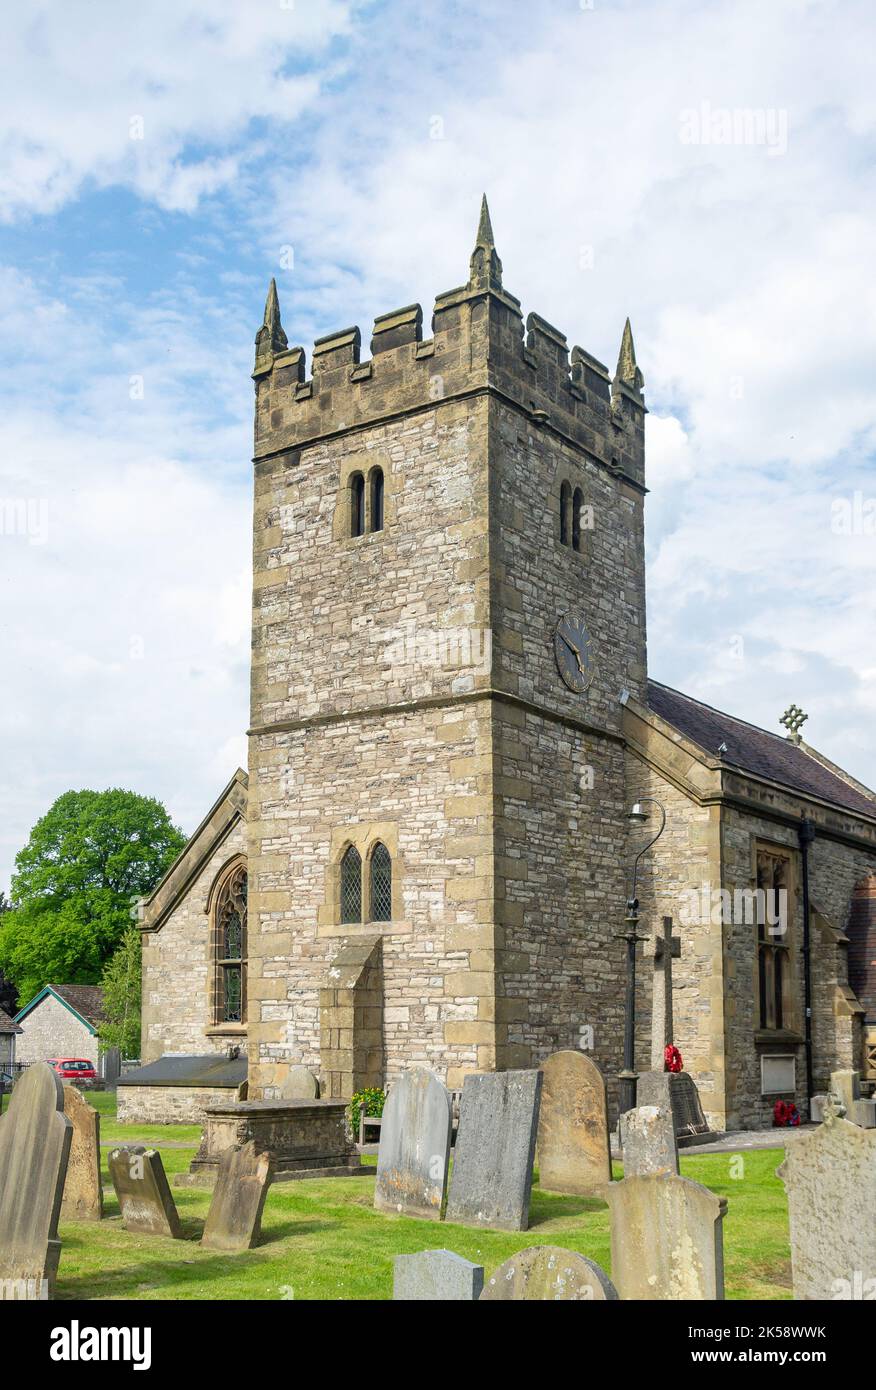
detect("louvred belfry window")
[215,864,247,1024]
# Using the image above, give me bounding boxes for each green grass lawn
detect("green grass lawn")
[57,1094,791,1300]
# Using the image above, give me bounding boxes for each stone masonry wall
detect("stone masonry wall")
[15,994,100,1070]
[117,1084,243,1125]
[140,819,247,1062]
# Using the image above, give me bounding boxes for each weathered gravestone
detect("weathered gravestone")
[620,1104,678,1178]
[480,1245,618,1301]
[830,1070,876,1128]
[637,1070,713,1147]
[394,1249,484,1301]
[445,1070,542,1231]
[607,1173,727,1300]
[777,1106,876,1299]
[60,1086,103,1222]
[201,1141,272,1251]
[108,1145,182,1238]
[279,1065,319,1101]
[536,1050,611,1196]
[0,1063,72,1300]
[375,1068,452,1219]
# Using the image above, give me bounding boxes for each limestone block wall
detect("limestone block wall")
[117,1084,243,1125]
[140,819,247,1062]
[15,995,100,1070]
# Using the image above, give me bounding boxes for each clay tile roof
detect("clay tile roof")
[50,984,106,1029]
[0,1007,21,1034]
[647,681,876,819]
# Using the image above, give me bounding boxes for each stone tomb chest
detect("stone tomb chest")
[177,1098,365,1187]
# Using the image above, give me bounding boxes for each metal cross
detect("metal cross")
[780,704,808,744]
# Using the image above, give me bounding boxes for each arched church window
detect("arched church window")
[572,487,584,552]
[351,473,365,537]
[214,863,247,1025]
[369,842,392,923]
[340,844,363,923]
[370,467,384,533]
[559,481,571,545]
[756,848,792,1031]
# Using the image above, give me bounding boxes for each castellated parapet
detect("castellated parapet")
[253,199,645,492]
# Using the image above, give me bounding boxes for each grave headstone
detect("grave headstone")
[108,1145,182,1238]
[279,1065,319,1101]
[60,1086,103,1222]
[777,1106,876,1299]
[445,1070,542,1231]
[607,1173,727,1300]
[480,1245,618,1301]
[201,1141,272,1251]
[394,1249,484,1301]
[374,1068,452,1219]
[830,1070,876,1128]
[536,1050,611,1196]
[637,1070,713,1146]
[620,1104,679,1178]
[0,1063,72,1300]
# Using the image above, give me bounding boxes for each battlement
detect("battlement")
[253,198,645,489]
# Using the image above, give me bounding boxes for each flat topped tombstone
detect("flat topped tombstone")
[375,1068,452,1219]
[394,1249,483,1301]
[480,1246,618,1301]
[445,1069,542,1232]
[637,1070,712,1146]
[201,1141,272,1251]
[536,1050,611,1196]
[777,1106,876,1299]
[108,1145,182,1239]
[0,1063,72,1300]
[279,1066,319,1101]
[60,1086,103,1221]
[620,1104,679,1178]
[607,1173,727,1300]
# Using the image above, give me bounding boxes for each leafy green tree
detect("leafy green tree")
[97,925,142,1058]
[0,790,185,1004]
[0,891,17,1016]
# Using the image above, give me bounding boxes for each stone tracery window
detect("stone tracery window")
[214,862,247,1025]
[338,840,393,924]
[369,841,392,922]
[340,845,363,923]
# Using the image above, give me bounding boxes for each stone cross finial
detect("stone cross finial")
[651,915,681,1069]
[780,703,808,744]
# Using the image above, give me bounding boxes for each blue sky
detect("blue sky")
[1,0,875,889]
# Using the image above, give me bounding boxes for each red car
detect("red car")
[47,1058,98,1083]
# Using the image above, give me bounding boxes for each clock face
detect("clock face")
[554,613,594,694]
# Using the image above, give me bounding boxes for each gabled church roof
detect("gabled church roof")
[139,768,248,933]
[647,681,876,820]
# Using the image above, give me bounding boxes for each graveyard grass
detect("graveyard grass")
[55,1095,792,1300]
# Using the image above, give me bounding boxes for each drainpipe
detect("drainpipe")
[798,816,816,1112]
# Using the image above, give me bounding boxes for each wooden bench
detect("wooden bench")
[358,1086,463,1146]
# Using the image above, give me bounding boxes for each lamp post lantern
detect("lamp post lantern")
[617,798,667,1118]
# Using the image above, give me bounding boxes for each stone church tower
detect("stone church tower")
[138,199,876,1132]
[245,199,648,1099]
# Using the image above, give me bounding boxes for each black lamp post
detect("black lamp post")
[617,798,667,1118]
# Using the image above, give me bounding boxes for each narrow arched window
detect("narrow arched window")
[370,467,384,533]
[369,842,392,922]
[572,487,583,552]
[214,863,247,1024]
[351,473,365,537]
[340,844,363,923]
[559,481,571,546]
